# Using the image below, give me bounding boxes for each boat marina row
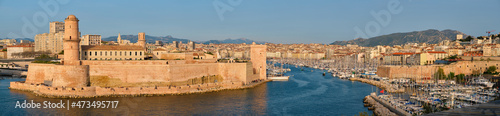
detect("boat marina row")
[268,58,499,115]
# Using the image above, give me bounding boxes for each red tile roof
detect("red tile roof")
[81,45,144,51]
[392,52,415,55]
[426,51,447,54]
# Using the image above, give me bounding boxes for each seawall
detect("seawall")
[9,79,270,98]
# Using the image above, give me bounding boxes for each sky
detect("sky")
[0,0,499,44]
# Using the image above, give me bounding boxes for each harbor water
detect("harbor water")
[0,65,379,115]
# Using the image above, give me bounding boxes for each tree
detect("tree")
[460,36,474,42]
[447,72,455,80]
[486,66,497,74]
[435,68,446,80]
[456,74,465,83]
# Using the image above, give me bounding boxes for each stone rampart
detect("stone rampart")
[377,61,500,79]
[25,63,89,87]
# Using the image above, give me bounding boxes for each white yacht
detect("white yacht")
[471,76,495,88]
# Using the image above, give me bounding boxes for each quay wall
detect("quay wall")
[377,61,500,79]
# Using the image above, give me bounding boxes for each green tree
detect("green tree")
[435,68,446,80]
[447,72,455,80]
[486,66,497,74]
[456,74,465,83]
[460,36,474,42]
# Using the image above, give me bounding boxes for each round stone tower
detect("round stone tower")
[138,32,146,49]
[63,15,81,65]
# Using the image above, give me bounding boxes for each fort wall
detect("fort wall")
[25,64,89,87]
[377,61,500,79]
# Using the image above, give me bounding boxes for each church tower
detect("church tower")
[117,33,122,44]
[63,15,81,65]
[138,32,146,49]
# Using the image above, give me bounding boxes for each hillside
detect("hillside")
[102,35,190,44]
[201,38,266,44]
[330,29,467,47]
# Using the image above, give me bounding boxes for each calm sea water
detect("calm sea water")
[0,65,378,115]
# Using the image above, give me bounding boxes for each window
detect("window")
[100,51,102,56]
[105,51,107,56]
[135,52,137,56]
[90,51,92,56]
[120,51,122,56]
[130,52,132,56]
[115,51,117,56]
[84,52,87,56]
[140,52,142,56]
[95,52,97,56]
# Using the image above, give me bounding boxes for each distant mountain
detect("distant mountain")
[102,35,190,44]
[0,38,34,42]
[102,35,267,44]
[330,29,467,47]
[201,38,266,44]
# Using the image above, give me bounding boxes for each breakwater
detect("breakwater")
[364,94,398,116]
[349,77,405,93]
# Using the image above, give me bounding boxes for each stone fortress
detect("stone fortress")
[9,15,268,98]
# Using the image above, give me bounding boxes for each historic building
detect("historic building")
[11,15,268,98]
[81,45,144,60]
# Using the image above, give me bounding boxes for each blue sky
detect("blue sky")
[0,0,499,44]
